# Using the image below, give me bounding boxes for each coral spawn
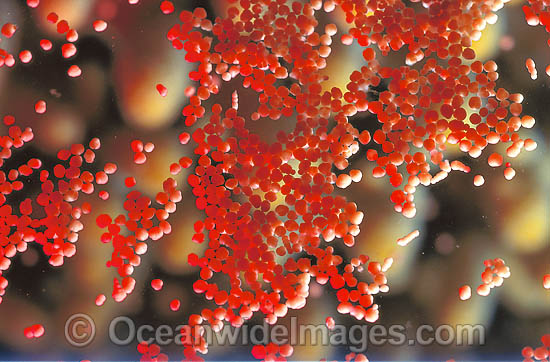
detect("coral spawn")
[0,0,547,361]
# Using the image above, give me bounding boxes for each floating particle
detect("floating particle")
[57,20,69,34]
[133,152,146,164]
[325,317,335,330]
[279,344,293,358]
[178,132,190,144]
[349,170,363,182]
[23,327,33,339]
[35,100,47,114]
[459,285,472,301]
[125,177,136,187]
[381,258,393,272]
[3,55,15,68]
[49,87,60,96]
[61,43,77,58]
[251,345,266,360]
[19,50,32,64]
[534,348,549,360]
[184,86,195,97]
[450,161,470,173]
[523,5,540,26]
[67,65,82,78]
[503,167,516,180]
[341,34,353,45]
[131,140,143,152]
[26,0,40,8]
[372,167,385,178]
[156,84,168,97]
[499,35,515,51]
[3,115,15,125]
[144,142,155,152]
[95,171,108,184]
[66,29,78,42]
[95,294,106,306]
[476,284,490,297]
[523,346,534,359]
[193,7,206,19]
[179,157,192,168]
[231,90,238,110]
[93,20,108,32]
[345,353,369,362]
[169,299,180,311]
[33,325,45,338]
[544,274,550,290]
[40,39,52,51]
[473,175,485,187]
[325,23,337,37]
[397,230,419,246]
[521,115,536,129]
[336,174,352,189]
[103,162,116,174]
[82,202,92,214]
[96,214,112,228]
[487,153,503,167]
[526,58,537,80]
[169,163,181,175]
[84,149,96,163]
[99,191,109,200]
[1,23,17,38]
[160,1,175,14]
[135,242,147,254]
[358,131,371,145]
[23,324,45,339]
[524,138,537,151]
[151,279,163,291]
[46,12,58,24]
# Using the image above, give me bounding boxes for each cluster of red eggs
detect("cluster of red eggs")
[0,0,548,361]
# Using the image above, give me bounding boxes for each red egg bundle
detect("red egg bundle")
[523,334,550,362]
[0,0,547,361]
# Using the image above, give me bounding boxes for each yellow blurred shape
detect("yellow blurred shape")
[502,195,547,253]
[33,106,86,154]
[36,0,93,33]
[471,17,503,62]
[320,43,362,93]
[156,211,207,274]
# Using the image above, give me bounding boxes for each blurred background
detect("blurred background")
[0,0,548,361]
